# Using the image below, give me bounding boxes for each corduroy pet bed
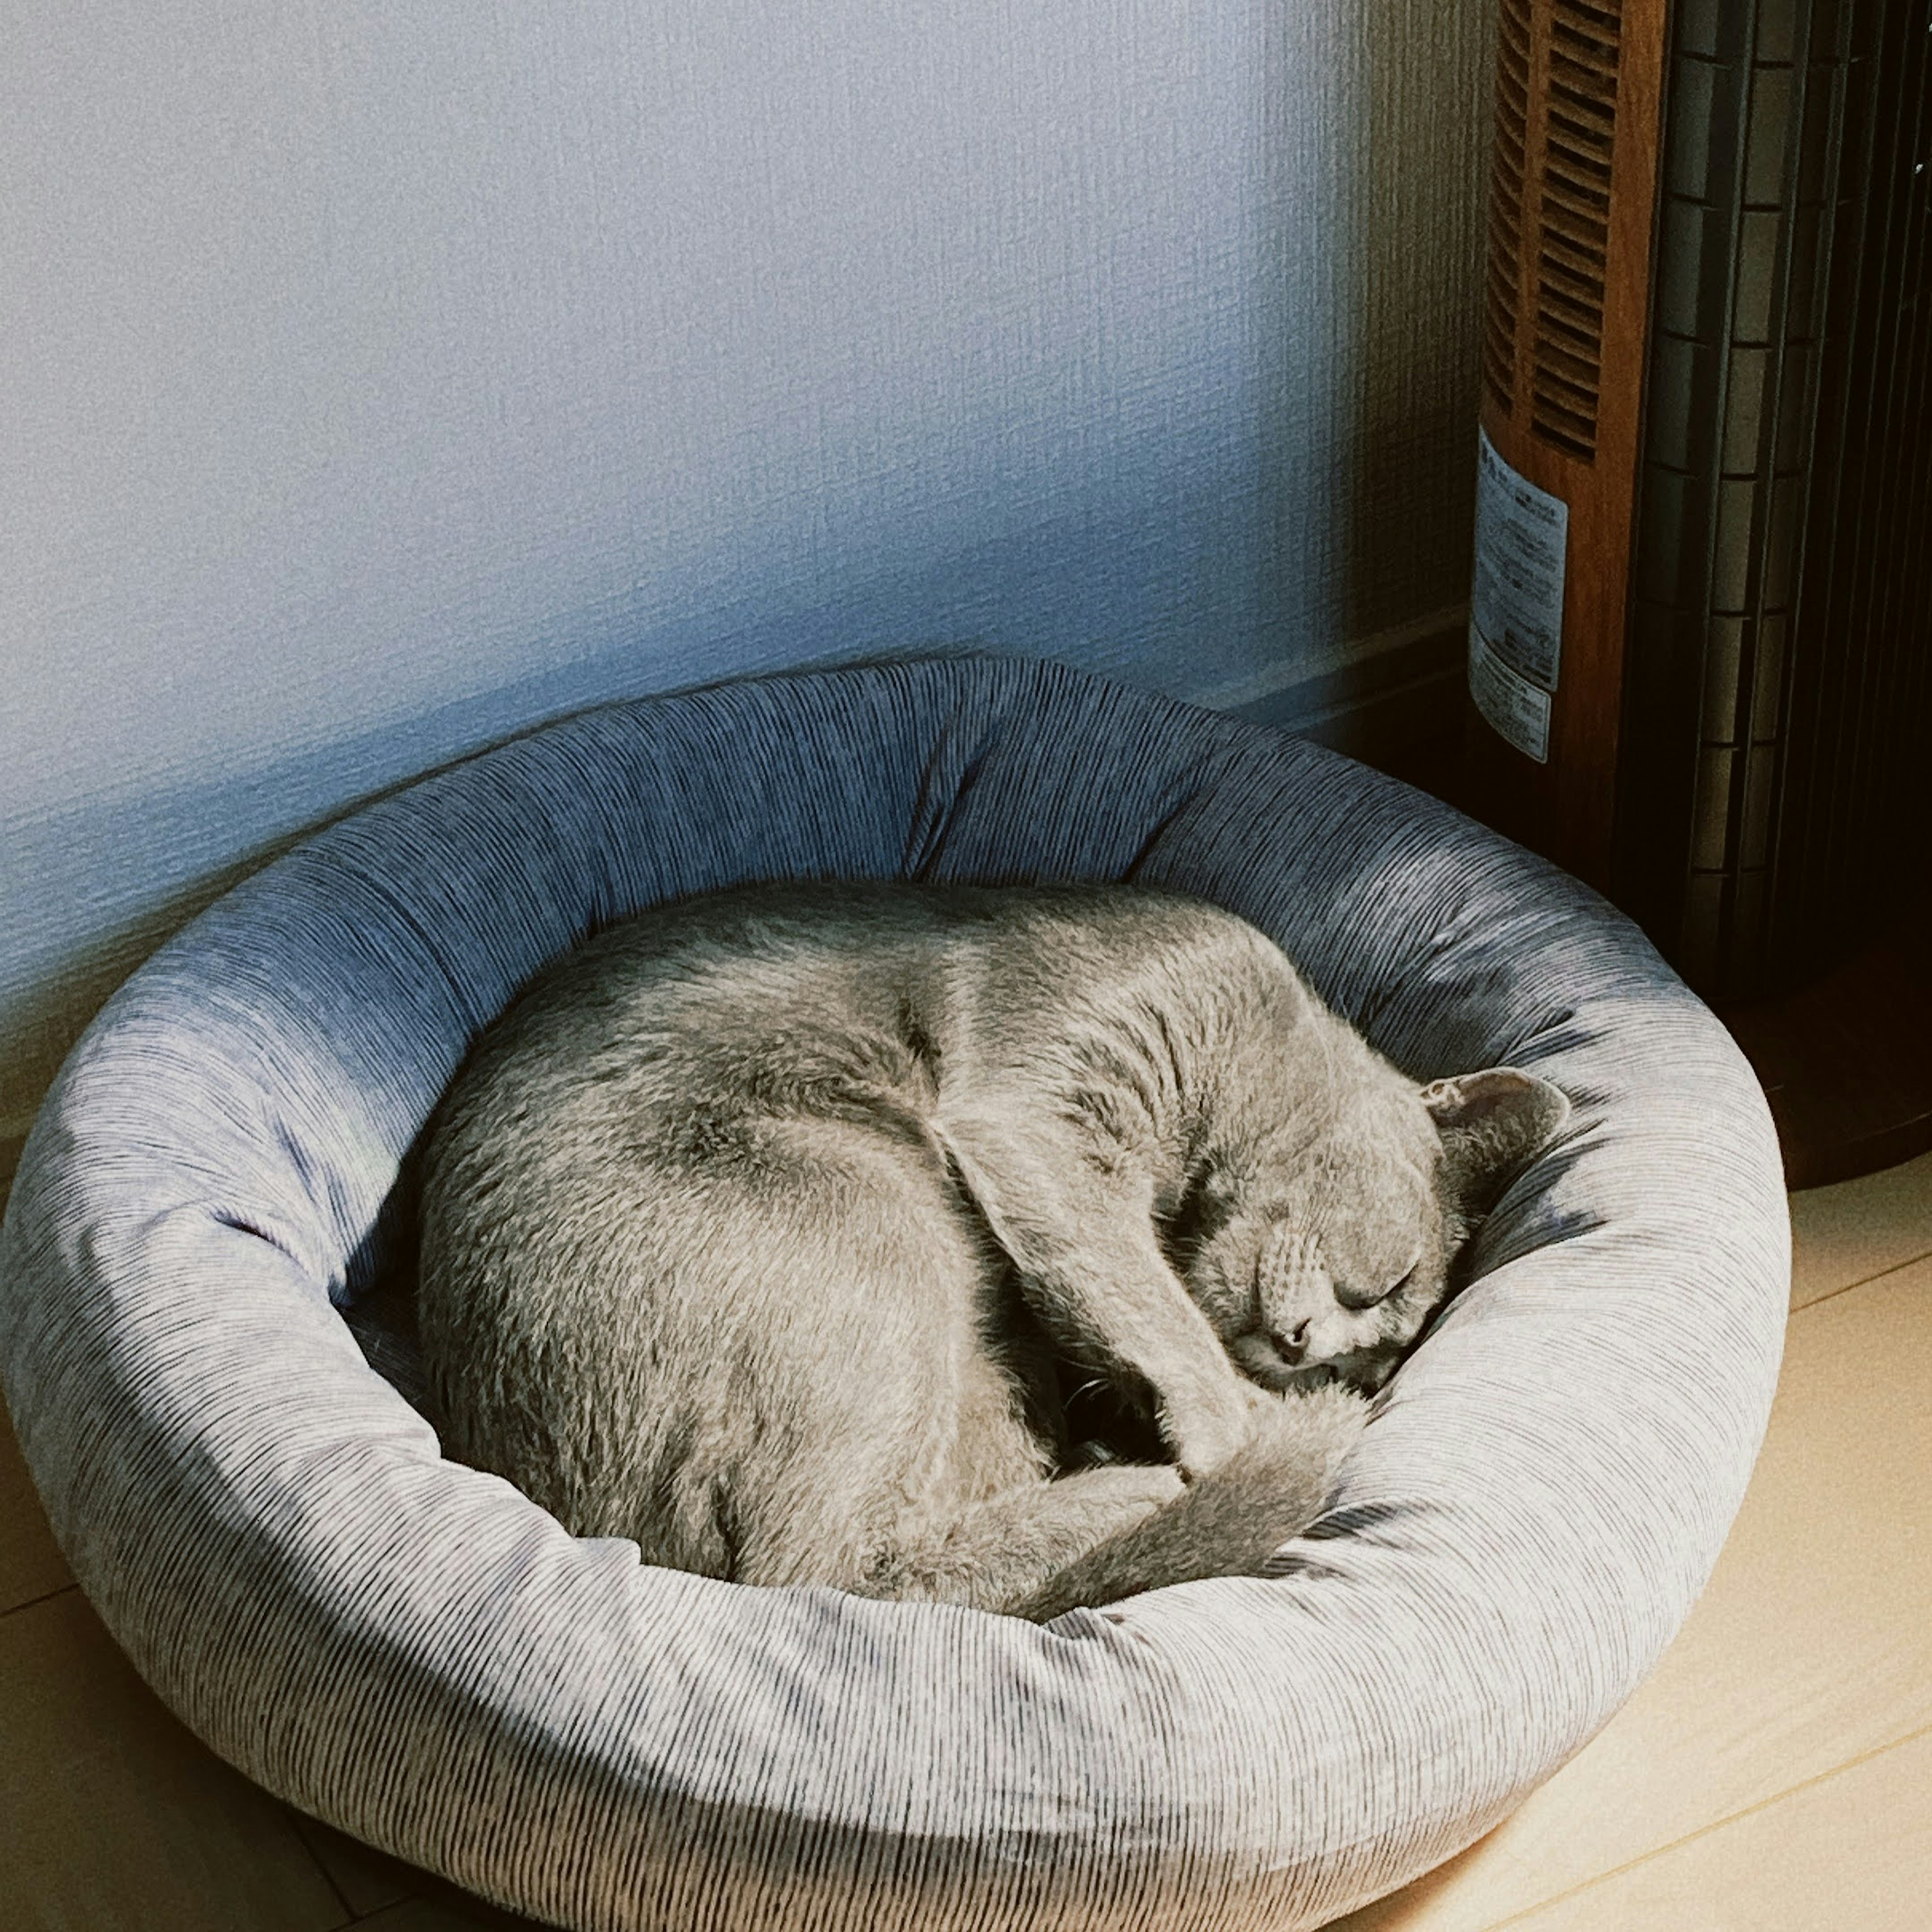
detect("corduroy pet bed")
[0,654,1789,1930]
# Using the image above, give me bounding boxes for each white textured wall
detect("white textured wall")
[1,0,1491,1170]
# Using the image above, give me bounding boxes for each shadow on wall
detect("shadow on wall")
[1225,0,1490,739]
[1336,0,1491,653]
[2,0,1497,1195]
[0,630,975,1189]
[1354,0,1493,746]
[1,397,1303,1186]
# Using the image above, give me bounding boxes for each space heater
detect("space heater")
[1463,0,1931,1179]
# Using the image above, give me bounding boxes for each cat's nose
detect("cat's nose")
[1271,1319,1311,1363]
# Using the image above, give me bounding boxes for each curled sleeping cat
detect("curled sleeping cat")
[416,882,1569,1623]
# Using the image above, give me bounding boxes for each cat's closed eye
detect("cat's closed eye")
[1334,1251,1420,1312]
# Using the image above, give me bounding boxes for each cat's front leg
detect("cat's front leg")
[939,1113,1264,1480]
[1057,1276,1268,1482]
[1156,1362,1274,1481]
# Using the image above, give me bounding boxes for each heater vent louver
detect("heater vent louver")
[1530,0,1624,460]
[1483,0,1535,413]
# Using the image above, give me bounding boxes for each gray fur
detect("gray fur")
[415,882,1568,1620]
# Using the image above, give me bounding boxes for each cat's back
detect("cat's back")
[427,880,1297,1179]
[426,884,946,1157]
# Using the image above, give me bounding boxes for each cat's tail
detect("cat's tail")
[1005,1384,1367,1623]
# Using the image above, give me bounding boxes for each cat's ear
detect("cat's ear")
[1422,1067,1571,1219]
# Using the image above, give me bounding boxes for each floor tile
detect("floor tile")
[1326,1258,1932,1930]
[351,1886,547,1929]
[283,1805,557,1927]
[285,1810,414,1920]
[0,1588,348,1932]
[1788,1148,1932,1308]
[1,1396,73,1614]
[288,1813,552,1930]
[351,1908,486,1931]
[1499,1723,1932,1931]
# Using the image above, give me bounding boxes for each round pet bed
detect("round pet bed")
[0,654,1788,1930]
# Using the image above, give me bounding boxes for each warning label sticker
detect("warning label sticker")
[1469,619,1552,764]
[1471,427,1568,694]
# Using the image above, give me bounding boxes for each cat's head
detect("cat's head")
[1177,1066,1571,1394]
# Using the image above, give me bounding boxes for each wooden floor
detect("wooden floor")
[3,1154,1929,1931]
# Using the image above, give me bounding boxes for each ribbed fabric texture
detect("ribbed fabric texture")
[0,654,1789,1930]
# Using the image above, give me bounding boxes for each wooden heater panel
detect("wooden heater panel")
[1465,0,1671,892]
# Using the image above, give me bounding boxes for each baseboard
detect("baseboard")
[1213,607,1466,768]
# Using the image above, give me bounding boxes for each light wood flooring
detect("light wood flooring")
[3,1153,1928,1931]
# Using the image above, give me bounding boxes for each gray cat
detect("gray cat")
[416,882,1568,1623]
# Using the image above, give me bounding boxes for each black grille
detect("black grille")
[1617,0,1932,999]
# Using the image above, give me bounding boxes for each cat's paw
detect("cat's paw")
[1162,1375,1274,1483]
[1234,1381,1372,1487]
